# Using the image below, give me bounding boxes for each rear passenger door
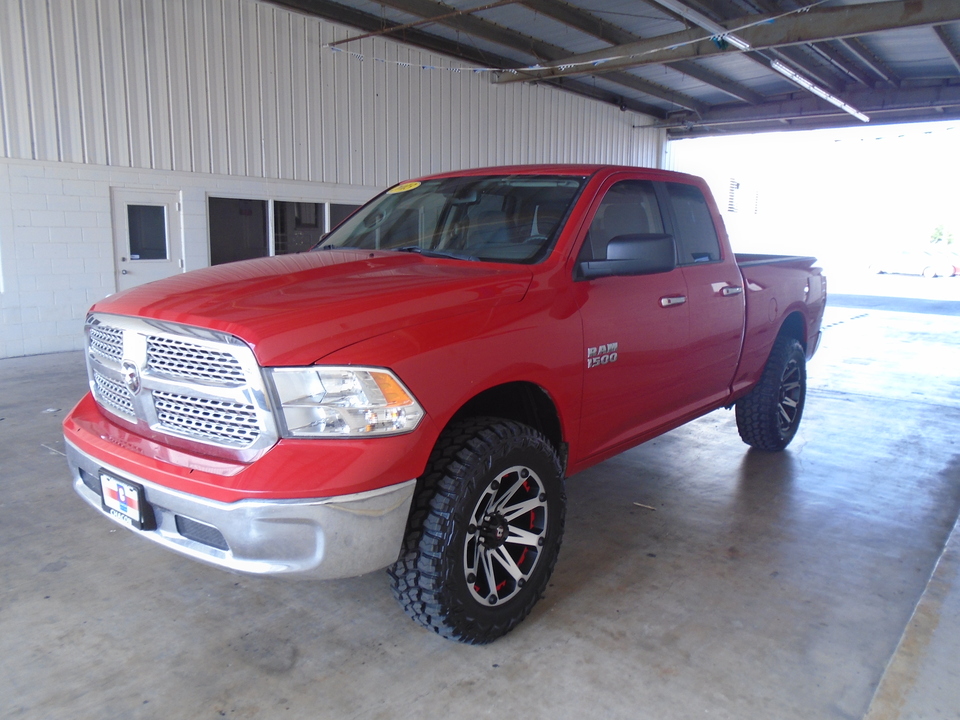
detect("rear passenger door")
[662,181,745,407]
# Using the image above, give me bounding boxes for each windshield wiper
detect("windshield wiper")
[314,244,365,251]
[394,246,479,261]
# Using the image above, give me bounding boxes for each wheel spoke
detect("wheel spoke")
[472,488,496,524]
[491,546,524,582]
[782,380,801,392]
[781,396,798,409]
[500,496,544,522]
[779,405,793,424]
[465,535,481,576]
[479,546,498,593]
[490,475,526,514]
[505,525,542,546]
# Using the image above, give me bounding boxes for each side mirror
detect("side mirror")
[578,233,677,279]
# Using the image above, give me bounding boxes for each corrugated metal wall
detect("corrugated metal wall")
[0,0,665,182]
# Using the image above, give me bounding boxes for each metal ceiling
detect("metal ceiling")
[273,0,960,137]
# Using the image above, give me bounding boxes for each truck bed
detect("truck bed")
[731,253,826,398]
[735,253,818,268]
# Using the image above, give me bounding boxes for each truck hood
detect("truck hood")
[93,250,534,366]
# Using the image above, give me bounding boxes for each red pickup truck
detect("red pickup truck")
[64,165,825,644]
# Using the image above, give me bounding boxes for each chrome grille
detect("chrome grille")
[146,336,246,386]
[84,313,276,458]
[93,370,135,418]
[153,391,260,447]
[89,324,124,363]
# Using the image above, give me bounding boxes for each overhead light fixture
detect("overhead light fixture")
[648,0,868,123]
[648,0,752,50]
[771,60,870,123]
[720,34,752,51]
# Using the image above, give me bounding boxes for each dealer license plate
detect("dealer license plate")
[100,472,147,530]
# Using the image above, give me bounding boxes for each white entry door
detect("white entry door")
[111,189,184,292]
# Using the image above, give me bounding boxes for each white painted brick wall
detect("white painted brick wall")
[0,157,379,359]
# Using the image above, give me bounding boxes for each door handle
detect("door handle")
[659,295,687,308]
[722,286,743,296]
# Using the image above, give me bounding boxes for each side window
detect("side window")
[665,183,721,264]
[579,180,664,262]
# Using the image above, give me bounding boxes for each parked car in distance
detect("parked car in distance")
[869,250,958,278]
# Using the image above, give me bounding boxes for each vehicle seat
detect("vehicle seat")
[468,210,511,247]
[589,203,652,259]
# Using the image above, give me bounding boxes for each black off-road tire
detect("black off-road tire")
[735,334,807,451]
[388,417,566,644]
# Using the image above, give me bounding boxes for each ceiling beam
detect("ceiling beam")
[809,41,876,87]
[659,81,960,130]
[371,0,566,63]
[494,0,960,83]
[649,0,852,100]
[835,37,900,86]
[270,0,669,117]
[518,0,765,104]
[517,0,637,46]
[667,59,765,104]
[545,77,669,117]
[934,25,960,75]
[273,0,522,66]
[739,0,857,91]
[361,0,707,110]
[666,104,960,136]
[604,71,708,113]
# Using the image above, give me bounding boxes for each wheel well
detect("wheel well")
[450,382,564,456]
[779,312,807,352]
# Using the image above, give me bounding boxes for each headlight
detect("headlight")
[268,366,425,437]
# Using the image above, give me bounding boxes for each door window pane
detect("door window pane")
[580,180,664,261]
[127,205,167,260]
[665,183,721,264]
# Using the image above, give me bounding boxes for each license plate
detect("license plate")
[100,472,147,530]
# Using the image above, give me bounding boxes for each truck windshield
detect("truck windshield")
[316,175,585,264]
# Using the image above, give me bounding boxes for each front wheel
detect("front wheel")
[388,418,566,644]
[735,335,807,451]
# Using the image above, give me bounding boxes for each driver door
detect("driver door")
[575,175,694,461]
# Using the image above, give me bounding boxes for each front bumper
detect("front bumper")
[66,440,416,579]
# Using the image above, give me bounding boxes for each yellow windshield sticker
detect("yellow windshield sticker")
[387,181,421,194]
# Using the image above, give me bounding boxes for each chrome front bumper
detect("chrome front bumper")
[65,441,416,579]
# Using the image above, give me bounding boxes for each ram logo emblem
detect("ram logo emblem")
[121,360,142,395]
[586,343,619,368]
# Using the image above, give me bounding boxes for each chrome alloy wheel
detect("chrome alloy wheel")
[463,465,548,607]
[777,357,803,432]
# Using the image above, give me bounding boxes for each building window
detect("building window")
[275,202,324,255]
[208,197,268,266]
[127,205,168,260]
[208,199,366,264]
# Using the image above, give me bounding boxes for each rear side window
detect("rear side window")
[665,183,721,265]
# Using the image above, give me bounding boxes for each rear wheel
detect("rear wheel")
[735,335,806,451]
[388,418,565,644]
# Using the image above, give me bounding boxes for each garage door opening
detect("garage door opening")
[667,120,960,309]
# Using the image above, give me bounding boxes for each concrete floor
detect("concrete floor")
[2,296,959,720]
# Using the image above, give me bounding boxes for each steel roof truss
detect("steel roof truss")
[493,0,960,83]
[934,24,960,75]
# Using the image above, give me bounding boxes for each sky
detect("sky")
[666,120,960,272]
